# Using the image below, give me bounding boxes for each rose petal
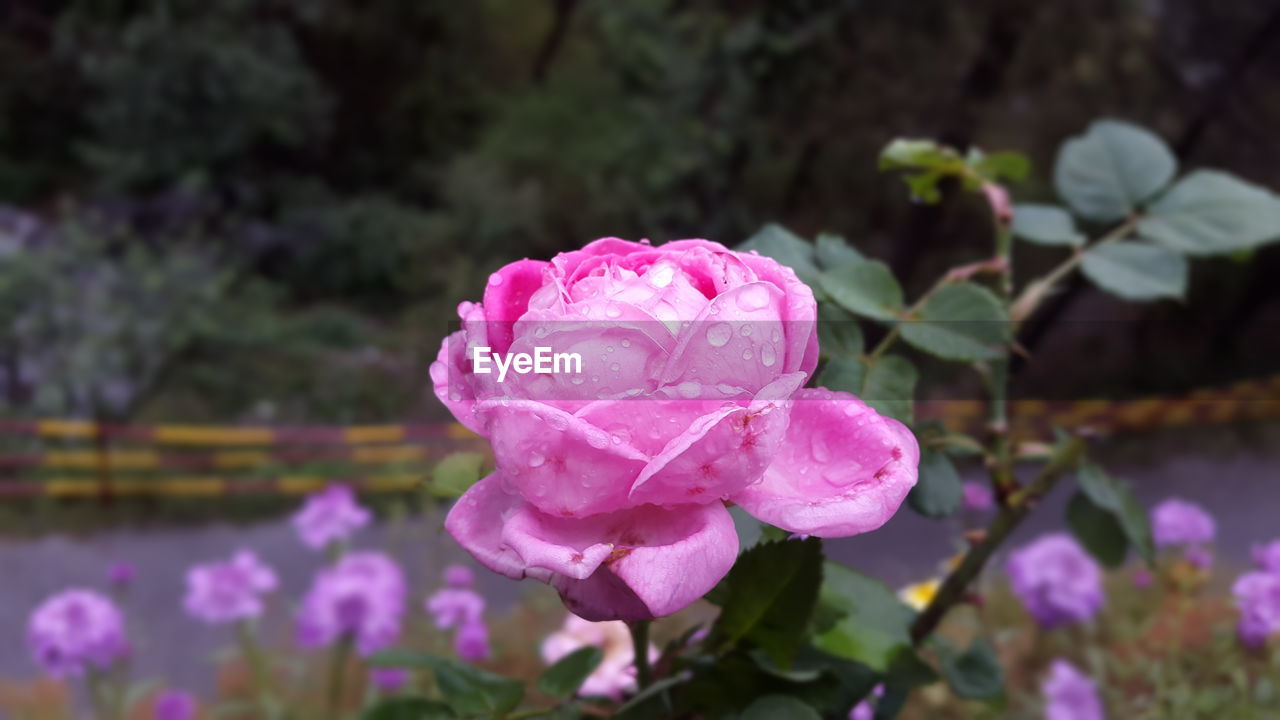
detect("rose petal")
[483,259,549,354]
[659,281,787,392]
[444,473,548,582]
[478,398,649,517]
[735,251,819,380]
[731,388,918,537]
[546,501,738,621]
[629,372,804,505]
[430,300,497,435]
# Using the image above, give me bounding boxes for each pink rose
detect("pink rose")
[432,238,918,620]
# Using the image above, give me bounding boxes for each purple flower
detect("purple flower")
[849,685,884,720]
[455,618,490,662]
[444,564,475,588]
[27,589,128,678]
[293,484,371,550]
[1184,545,1214,570]
[1150,498,1215,548]
[1231,570,1280,648]
[426,588,485,630]
[107,562,136,588]
[297,551,406,656]
[1006,534,1103,629]
[1252,539,1280,574]
[962,481,994,512]
[370,668,410,693]
[184,550,279,624]
[1042,659,1104,720]
[153,690,197,720]
[1132,568,1153,589]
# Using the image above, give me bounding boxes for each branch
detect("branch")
[909,436,1085,644]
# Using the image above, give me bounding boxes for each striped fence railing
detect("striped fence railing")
[1,372,1277,498]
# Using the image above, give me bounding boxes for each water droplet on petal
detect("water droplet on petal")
[606,346,614,353]
[621,339,632,348]
[735,285,770,311]
[742,348,753,361]
[739,324,752,337]
[610,362,621,372]
[570,375,585,386]
[529,452,546,468]
[760,344,777,367]
[677,381,701,398]
[648,262,676,288]
[811,434,832,463]
[706,322,733,347]
[605,303,623,319]
[488,272,505,286]
[534,326,548,338]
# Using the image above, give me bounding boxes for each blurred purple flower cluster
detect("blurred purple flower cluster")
[27,589,129,678]
[292,484,372,550]
[1006,533,1103,629]
[1041,659,1104,720]
[184,549,279,624]
[1233,536,1280,648]
[24,484,493,710]
[297,550,408,656]
[1151,497,1216,569]
[426,564,491,662]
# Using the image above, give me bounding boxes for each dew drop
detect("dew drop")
[677,381,701,399]
[610,363,621,372]
[760,344,777,368]
[648,262,676,288]
[606,346,615,353]
[621,339,632,348]
[488,272,505,286]
[570,375,585,386]
[811,434,832,463]
[742,348,754,361]
[528,452,546,468]
[706,322,733,347]
[739,324,752,337]
[605,303,623,319]
[735,284,770,311]
[534,326,548,339]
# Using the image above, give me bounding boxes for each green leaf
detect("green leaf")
[613,675,684,720]
[1074,463,1155,566]
[878,139,960,172]
[936,637,1004,700]
[815,354,916,424]
[738,224,820,287]
[1139,170,1280,256]
[538,646,604,698]
[817,303,864,359]
[359,698,456,720]
[899,283,1010,361]
[431,452,486,498]
[972,150,1030,182]
[366,652,523,717]
[1066,491,1128,568]
[729,505,764,553]
[862,355,917,425]
[815,233,864,269]
[1080,242,1188,301]
[1053,119,1176,221]
[816,355,867,395]
[711,538,823,666]
[907,448,963,517]
[1011,204,1085,247]
[812,562,913,672]
[818,259,904,321]
[740,695,822,720]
